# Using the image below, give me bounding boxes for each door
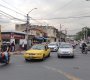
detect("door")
[45,45,50,57]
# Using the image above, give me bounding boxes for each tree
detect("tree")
[75,27,90,40]
[75,31,84,40]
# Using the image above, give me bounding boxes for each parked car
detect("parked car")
[57,43,74,58]
[48,42,59,52]
[23,44,51,61]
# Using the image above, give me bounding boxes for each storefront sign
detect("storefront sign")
[14,34,25,39]
[2,34,11,39]
[2,33,25,39]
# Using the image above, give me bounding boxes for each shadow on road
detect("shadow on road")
[58,56,75,59]
[24,57,52,63]
[0,63,12,69]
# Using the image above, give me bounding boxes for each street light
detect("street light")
[28,8,37,14]
[26,8,37,49]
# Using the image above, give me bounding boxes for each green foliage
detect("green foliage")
[75,27,90,40]
[75,31,84,40]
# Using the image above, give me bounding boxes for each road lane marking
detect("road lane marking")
[43,66,82,80]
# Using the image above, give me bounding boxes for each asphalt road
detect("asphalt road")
[0,46,90,80]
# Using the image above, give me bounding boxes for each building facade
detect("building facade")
[1,31,26,44]
[15,24,58,42]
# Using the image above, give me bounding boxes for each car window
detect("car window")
[31,45,45,50]
[60,44,72,48]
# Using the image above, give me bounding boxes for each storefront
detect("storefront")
[1,31,26,45]
[32,37,48,44]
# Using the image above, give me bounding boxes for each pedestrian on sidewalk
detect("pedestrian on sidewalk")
[11,41,15,52]
[21,42,25,50]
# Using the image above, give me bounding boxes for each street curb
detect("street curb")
[10,51,25,55]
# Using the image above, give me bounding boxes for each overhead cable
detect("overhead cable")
[0,10,26,22]
[0,3,26,17]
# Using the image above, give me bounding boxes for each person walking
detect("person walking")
[11,41,15,52]
[21,42,25,50]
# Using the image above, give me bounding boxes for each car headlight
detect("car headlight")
[54,47,57,49]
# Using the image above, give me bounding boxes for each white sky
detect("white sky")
[0,0,90,34]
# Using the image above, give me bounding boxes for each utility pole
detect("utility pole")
[85,27,88,41]
[0,25,2,49]
[59,24,62,42]
[26,14,29,49]
[26,8,37,50]
[65,28,67,42]
[82,27,87,41]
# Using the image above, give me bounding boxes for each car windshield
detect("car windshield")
[48,43,57,46]
[60,44,72,48]
[31,44,45,50]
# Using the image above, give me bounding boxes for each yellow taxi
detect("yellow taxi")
[24,44,51,61]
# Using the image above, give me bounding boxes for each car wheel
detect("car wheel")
[6,61,9,64]
[57,54,60,58]
[71,55,74,58]
[48,53,50,57]
[25,59,29,62]
[41,54,45,61]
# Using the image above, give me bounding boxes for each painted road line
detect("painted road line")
[43,65,82,80]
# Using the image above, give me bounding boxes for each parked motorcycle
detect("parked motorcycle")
[0,52,10,64]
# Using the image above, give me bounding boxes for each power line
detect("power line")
[33,15,90,20]
[0,3,26,17]
[1,0,26,15]
[0,8,48,25]
[0,3,49,25]
[68,28,82,31]
[0,10,26,22]
[28,16,49,25]
[31,18,43,25]
[0,3,46,24]
[57,0,73,10]
[0,3,42,24]
[0,0,46,25]
[46,0,74,18]
[0,12,12,19]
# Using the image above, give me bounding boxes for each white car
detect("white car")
[48,42,59,52]
[79,42,82,49]
[57,43,74,58]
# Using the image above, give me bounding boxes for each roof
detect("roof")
[1,31,26,34]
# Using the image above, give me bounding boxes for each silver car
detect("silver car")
[87,42,90,51]
[57,43,74,58]
[48,42,59,52]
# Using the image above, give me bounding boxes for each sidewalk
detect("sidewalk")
[10,51,26,55]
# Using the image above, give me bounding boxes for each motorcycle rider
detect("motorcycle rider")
[81,41,87,53]
[1,42,10,63]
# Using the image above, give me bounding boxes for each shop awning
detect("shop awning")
[33,37,48,41]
